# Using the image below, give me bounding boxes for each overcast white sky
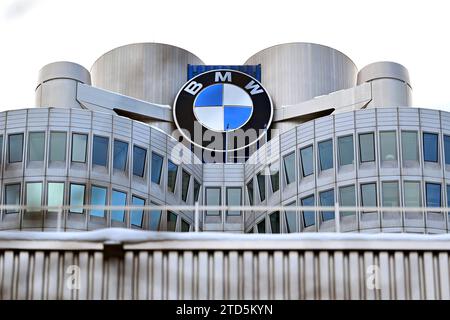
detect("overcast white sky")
[0,0,449,111]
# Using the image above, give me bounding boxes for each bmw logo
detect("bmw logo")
[173,69,273,152]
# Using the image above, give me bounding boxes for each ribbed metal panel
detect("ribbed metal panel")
[1,233,450,300]
[187,65,261,81]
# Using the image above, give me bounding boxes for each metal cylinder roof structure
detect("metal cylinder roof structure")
[357,61,411,87]
[90,43,204,106]
[244,42,358,108]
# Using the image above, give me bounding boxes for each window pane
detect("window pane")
[339,185,355,216]
[423,133,438,162]
[283,152,296,184]
[426,183,441,207]
[8,133,23,163]
[257,219,266,233]
[338,135,354,166]
[361,183,377,211]
[92,135,109,167]
[404,181,421,207]
[359,133,375,162]
[149,202,161,231]
[257,172,266,202]
[193,179,201,203]
[206,187,221,215]
[151,152,163,184]
[69,184,85,214]
[28,132,45,162]
[111,190,127,222]
[300,145,313,176]
[181,170,190,202]
[401,131,418,162]
[113,140,128,171]
[447,185,450,207]
[181,220,190,232]
[167,160,178,193]
[133,145,147,177]
[167,211,177,231]
[301,195,315,227]
[445,135,450,165]
[47,182,64,213]
[49,132,66,162]
[270,211,280,233]
[318,139,333,171]
[246,179,254,205]
[71,133,87,163]
[0,135,3,164]
[285,201,297,233]
[319,189,334,221]
[380,131,397,161]
[90,186,107,218]
[131,196,145,227]
[5,184,20,214]
[26,182,42,212]
[270,164,279,193]
[382,181,399,207]
[227,187,241,216]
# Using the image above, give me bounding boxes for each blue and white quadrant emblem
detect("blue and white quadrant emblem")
[193,83,253,132]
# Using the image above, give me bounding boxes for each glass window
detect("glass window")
[318,139,333,171]
[339,185,355,216]
[193,179,201,203]
[257,172,266,202]
[181,170,190,202]
[0,135,3,163]
[5,183,20,214]
[167,160,178,193]
[71,133,87,163]
[113,140,128,171]
[49,132,66,162]
[149,202,161,231]
[151,152,163,184]
[246,179,254,205]
[131,196,145,227]
[26,182,42,212]
[47,182,64,213]
[69,183,85,214]
[283,152,296,184]
[445,135,450,165]
[380,131,397,161]
[167,211,177,232]
[257,219,266,233]
[92,135,109,167]
[270,164,279,193]
[226,187,241,216]
[447,185,450,208]
[401,131,418,162]
[111,190,127,222]
[300,145,314,177]
[133,145,147,177]
[404,181,421,207]
[359,133,375,163]
[423,133,438,163]
[301,195,315,227]
[361,183,377,212]
[382,181,399,207]
[28,132,45,162]
[8,133,23,163]
[426,183,441,207]
[181,219,190,232]
[206,187,221,216]
[270,211,280,233]
[285,201,297,233]
[319,189,334,221]
[90,186,107,218]
[338,135,354,166]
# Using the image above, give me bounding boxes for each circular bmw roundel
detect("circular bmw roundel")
[173,69,273,152]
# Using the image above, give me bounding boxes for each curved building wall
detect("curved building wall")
[0,108,202,232]
[244,43,358,109]
[90,43,204,106]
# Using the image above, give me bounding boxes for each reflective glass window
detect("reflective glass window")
[401,131,418,162]
[257,172,266,202]
[193,179,201,203]
[426,183,441,207]
[111,190,127,222]
[131,196,145,227]
[71,133,87,163]
[283,152,296,184]
[49,132,66,162]
[382,181,399,207]
[257,219,266,233]
[113,140,128,171]
[404,181,421,207]
[47,182,64,213]
[444,135,450,165]
[181,219,190,232]
[361,183,377,211]
[167,160,178,193]
[285,201,297,233]
[301,195,315,227]
[133,145,147,177]
[226,187,241,216]
[423,133,438,162]
[5,184,20,214]
[181,170,190,202]
[167,211,177,231]
[26,182,42,212]
[206,187,221,216]
[8,133,23,163]
[338,135,354,166]
[339,185,355,216]
[28,132,45,162]
[318,139,333,171]
[246,179,254,205]
[359,133,375,163]
[92,135,109,167]
[270,211,280,233]
[380,131,397,161]
[149,202,161,231]
[270,163,279,193]
[319,189,334,221]
[300,145,314,177]
[90,186,107,218]
[151,152,163,184]
[69,183,85,214]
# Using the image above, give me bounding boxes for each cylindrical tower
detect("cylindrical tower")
[35,61,91,109]
[357,61,412,108]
